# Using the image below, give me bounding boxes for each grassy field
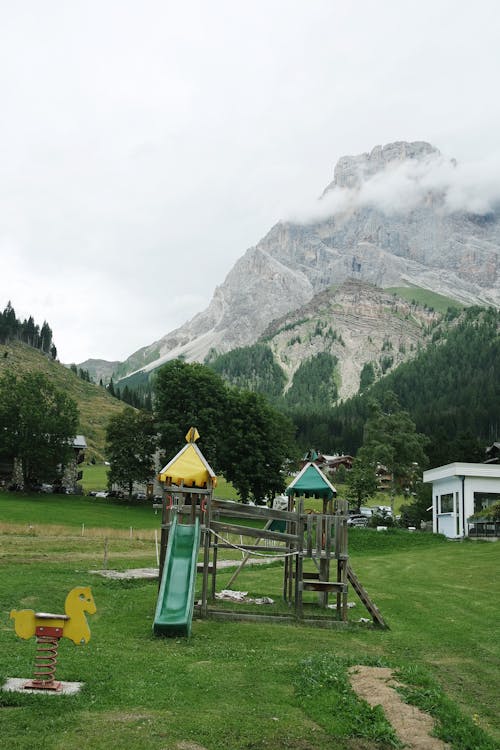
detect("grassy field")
[0,496,498,750]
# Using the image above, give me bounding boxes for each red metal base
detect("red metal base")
[23,679,62,691]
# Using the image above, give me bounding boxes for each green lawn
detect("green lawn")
[0,501,498,750]
[0,491,158,530]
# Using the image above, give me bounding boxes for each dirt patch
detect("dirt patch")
[349,666,449,750]
[92,558,280,579]
[101,710,157,723]
[104,711,153,724]
[175,743,208,750]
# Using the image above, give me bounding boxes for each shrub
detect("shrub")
[469,501,500,522]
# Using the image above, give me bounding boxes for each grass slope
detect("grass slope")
[0,340,127,460]
[386,286,464,313]
[0,500,498,749]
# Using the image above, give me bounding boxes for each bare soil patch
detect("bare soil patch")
[349,666,449,750]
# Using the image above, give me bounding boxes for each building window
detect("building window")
[440,493,453,513]
[473,492,500,514]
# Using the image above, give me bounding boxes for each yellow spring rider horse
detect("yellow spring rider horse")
[10,586,96,690]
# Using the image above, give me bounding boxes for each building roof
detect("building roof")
[423,462,500,483]
[157,428,217,488]
[286,462,336,500]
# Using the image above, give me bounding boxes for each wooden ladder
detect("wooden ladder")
[347,563,388,629]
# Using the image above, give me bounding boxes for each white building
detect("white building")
[423,462,500,539]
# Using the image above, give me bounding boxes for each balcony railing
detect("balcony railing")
[468,520,500,538]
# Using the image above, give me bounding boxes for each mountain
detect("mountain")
[0,340,126,460]
[74,358,120,385]
[110,140,500,380]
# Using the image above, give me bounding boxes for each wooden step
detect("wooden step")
[302,580,347,593]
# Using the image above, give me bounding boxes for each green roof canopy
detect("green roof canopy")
[285,462,336,500]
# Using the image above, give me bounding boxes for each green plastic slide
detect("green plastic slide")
[153,514,200,637]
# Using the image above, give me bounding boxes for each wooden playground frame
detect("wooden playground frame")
[158,483,387,629]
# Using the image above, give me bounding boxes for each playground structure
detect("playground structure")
[154,429,387,635]
[10,586,96,691]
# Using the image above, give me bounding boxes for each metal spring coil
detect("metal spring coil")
[33,636,59,682]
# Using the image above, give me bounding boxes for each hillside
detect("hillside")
[207,281,457,402]
[0,341,126,460]
[314,306,500,462]
[205,300,499,462]
[262,280,449,400]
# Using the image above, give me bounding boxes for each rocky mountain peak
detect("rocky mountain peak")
[326,140,440,191]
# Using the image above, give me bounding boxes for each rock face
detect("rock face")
[118,141,500,378]
[323,140,439,190]
[262,279,438,400]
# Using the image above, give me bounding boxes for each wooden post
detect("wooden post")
[211,526,218,601]
[201,486,212,616]
[190,490,196,524]
[211,503,218,601]
[318,502,330,608]
[158,483,171,586]
[295,499,304,620]
[319,555,329,608]
[287,495,295,604]
[335,510,342,617]
[283,494,292,603]
[336,498,349,621]
[306,513,313,558]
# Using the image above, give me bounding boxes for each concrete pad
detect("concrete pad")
[2,678,84,695]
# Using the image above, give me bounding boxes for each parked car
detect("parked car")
[359,507,373,517]
[95,491,109,498]
[375,505,392,517]
[133,491,146,501]
[347,515,369,527]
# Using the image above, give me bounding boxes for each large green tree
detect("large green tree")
[105,407,157,498]
[154,360,229,470]
[0,371,79,486]
[220,389,297,502]
[153,360,297,502]
[358,392,428,509]
[346,455,378,508]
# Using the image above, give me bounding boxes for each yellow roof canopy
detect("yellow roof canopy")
[157,428,217,488]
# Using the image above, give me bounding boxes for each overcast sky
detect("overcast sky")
[1,1,499,364]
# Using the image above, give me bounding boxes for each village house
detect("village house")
[423,462,500,540]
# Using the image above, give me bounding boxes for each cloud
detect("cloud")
[287,151,500,223]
